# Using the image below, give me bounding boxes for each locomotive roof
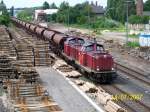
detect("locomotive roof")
[83,41,103,47]
[67,37,84,41]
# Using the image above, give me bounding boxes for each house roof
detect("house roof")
[143,11,150,16]
[91,4,105,14]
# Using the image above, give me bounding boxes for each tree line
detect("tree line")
[0,0,10,26]
[107,0,150,24]
[0,0,150,27]
[47,1,121,29]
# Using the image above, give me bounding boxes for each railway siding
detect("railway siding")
[51,57,127,112]
[0,26,62,112]
[9,19,150,112]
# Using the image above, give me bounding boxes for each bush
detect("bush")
[17,10,33,22]
[129,15,150,24]
[77,15,88,24]
[0,15,10,26]
[91,17,121,29]
[127,41,140,48]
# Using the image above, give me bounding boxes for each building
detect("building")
[35,9,58,21]
[143,11,150,16]
[90,1,105,16]
[136,0,143,16]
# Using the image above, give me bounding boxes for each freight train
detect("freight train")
[11,18,117,83]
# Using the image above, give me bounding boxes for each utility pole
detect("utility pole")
[124,1,133,44]
[87,1,91,37]
[67,7,70,32]
[67,1,70,32]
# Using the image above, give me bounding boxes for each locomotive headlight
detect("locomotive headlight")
[112,68,114,70]
[97,66,100,71]
[104,55,107,58]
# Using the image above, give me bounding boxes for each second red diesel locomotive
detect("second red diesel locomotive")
[11,18,117,83]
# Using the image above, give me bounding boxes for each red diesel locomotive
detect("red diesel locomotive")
[11,18,117,83]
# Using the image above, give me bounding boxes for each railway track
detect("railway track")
[65,31,150,112]
[115,62,150,86]
[67,30,150,85]
[100,84,150,112]
[11,23,150,112]
[53,57,150,112]
[8,27,54,66]
[0,26,62,112]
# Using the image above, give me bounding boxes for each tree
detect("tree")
[50,3,57,9]
[0,15,10,26]
[0,0,10,26]
[17,9,33,21]
[0,0,7,15]
[107,0,136,23]
[56,1,69,23]
[129,15,150,24]
[43,1,50,9]
[144,0,150,11]
[10,6,14,16]
[59,1,69,10]
[54,1,94,24]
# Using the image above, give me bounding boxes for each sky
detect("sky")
[2,0,107,8]
[1,0,148,9]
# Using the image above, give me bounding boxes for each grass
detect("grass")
[64,23,125,36]
[127,41,140,48]
[129,34,139,38]
[67,24,125,31]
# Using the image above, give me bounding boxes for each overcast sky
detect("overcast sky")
[2,0,107,8]
[2,0,147,8]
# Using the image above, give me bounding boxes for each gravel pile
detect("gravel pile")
[129,47,150,61]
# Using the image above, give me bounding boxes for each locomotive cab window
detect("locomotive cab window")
[68,38,84,45]
[69,39,76,44]
[78,39,84,45]
[97,45,104,51]
[85,45,93,52]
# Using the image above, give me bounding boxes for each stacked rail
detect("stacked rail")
[34,40,52,66]
[0,26,62,112]
[4,79,62,112]
[0,55,15,80]
[9,28,53,66]
[0,26,16,57]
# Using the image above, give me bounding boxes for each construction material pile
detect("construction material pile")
[53,58,127,112]
[0,54,15,80]
[10,27,54,66]
[4,80,62,112]
[0,26,16,57]
[0,26,62,112]
[34,40,53,66]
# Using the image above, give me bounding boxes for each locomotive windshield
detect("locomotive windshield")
[85,45,93,52]
[69,38,84,45]
[97,45,104,51]
[85,44,104,52]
